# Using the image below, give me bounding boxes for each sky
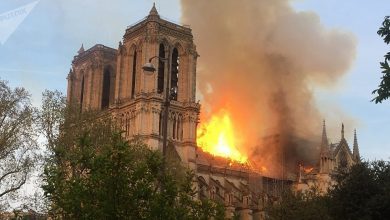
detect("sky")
[0,0,389,161]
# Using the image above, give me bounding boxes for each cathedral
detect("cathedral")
[66,5,360,220]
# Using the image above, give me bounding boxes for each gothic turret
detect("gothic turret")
[320,120,329,153]
[78,43,85,54]
[320,120,333,173]
[353,129,361,162]
[148,3,159,18]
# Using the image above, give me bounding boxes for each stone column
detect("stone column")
[143,69,155,93]
[225,206,235,219]
[115,51,122,101]
[239,208,253,220]
[252,211,265,220]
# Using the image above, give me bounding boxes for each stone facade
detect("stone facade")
[68,5,199,169]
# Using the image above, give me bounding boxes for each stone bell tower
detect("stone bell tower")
[67,4,200,168]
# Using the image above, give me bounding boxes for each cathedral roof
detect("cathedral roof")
[334,137,353,158]
[333,123,353,157]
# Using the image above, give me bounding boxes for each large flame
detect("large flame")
[197,110,247,163]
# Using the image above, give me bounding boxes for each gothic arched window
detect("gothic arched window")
[101,68,111,109]
[80,75,85,112]
[131,51,137,98]
[157,44,165,93]
[339,149,348,168]
[159,111,163,136]
[177,117,181,140]
[172,116,177,139]
[170,48,179,101]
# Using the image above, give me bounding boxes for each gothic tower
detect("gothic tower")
[67,44,117,111]
[67,4,200,168]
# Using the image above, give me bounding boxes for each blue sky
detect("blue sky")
[0,0,389,160]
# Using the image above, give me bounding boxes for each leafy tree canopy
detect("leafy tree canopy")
[267,160,390,220]
[0,79,38,209]
[372,16,390,103]
[329,161,390,220]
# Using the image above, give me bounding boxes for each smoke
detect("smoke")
[180,0,356,177]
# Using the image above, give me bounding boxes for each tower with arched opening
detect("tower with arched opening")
[67,4,199,169]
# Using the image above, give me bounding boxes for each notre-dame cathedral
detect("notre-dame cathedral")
[66,5,361,220]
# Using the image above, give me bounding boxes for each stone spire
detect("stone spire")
[148,3,159,17]
[320,120,329,153]
[78,43,85,54]
[353,129,360,161]
[341,123,345,140]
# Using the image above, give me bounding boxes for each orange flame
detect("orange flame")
[197,110,247,163]
[304,167,314,173]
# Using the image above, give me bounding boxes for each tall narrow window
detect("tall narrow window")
[101,68,111,109]
[339,150,348,168]
[180,122,183,141]
[126,114,130,137]
[170,48,179,101]
[131,51,137,98]
[159,112,163,136]
[172,117,176,139]
[176,117,180,140]
[157,44,165,93]
[178,117,183,140]
[80,75,85,112]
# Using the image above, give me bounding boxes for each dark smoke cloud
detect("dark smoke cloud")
[181,0,356,177]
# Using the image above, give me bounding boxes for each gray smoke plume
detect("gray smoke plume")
[181,0,356,177]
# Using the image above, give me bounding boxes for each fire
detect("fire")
[197,110,247,163]
[304,167,314,173]
[299,163,314,174]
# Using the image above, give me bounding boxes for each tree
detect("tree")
[328,161,390,220]
[372,16,390,103]
[265,160,390,220]
[39,90,66,151]
[0,79,37,209]
[266,187,331,220]
[41,93,224,219]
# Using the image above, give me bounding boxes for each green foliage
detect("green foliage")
[41,95,224,219]
[39,90,66,150]
[329,161,390,220]
[267,161,390,220]
[372,16,390,103]
[266,187,331,220]
[0,79,38,207]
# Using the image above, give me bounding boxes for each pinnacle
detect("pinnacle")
[78,43,85,54]
[353,129,360,160]
[321,120,329,153]
[149,2,159,16]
